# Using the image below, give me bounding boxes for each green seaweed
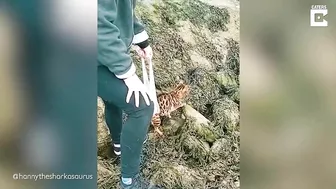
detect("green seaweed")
[155,0,230,32]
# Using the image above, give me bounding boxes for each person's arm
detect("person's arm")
[98,2,136,79]
[132,0,150,49]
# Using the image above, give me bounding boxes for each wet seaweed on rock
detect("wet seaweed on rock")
[186,68,221,116]
[225,39,240,83]
[211,96,240,134]
[156,0,230,32]
[192,30,225,66]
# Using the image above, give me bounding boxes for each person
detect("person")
[98,0,161,188]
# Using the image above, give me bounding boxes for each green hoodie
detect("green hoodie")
[98,0,149,79]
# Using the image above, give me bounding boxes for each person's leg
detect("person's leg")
[103,100,123,155]
[103,100,149,157]
[97,65,154,179]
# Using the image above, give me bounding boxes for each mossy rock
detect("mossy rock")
[210,138,230,159]
[215,71,239,103]
[163,116,186,135]
[186,68,221,115]
[215,71,238,88]
[230,88,240,103]
[182,135,210,160]
[183,105,219,143]
[192,31,225,66]
[211,97,240,133]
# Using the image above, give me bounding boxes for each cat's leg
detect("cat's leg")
[160,111,166,117]
[152,114,164,136]
[153,121,164,136]
[154,126,164,136]
[177,102,186,109]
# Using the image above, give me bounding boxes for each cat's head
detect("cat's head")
[172,81,189,99]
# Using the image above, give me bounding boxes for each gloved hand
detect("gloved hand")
[123,74,151,107]
[134,45,153,59]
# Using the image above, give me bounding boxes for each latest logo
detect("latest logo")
[310,5,328,27]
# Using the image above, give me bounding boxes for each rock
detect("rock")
[211,138,229,158]
[183,105,210,125]
[183,135,210,159]
[212,97,239,133]
[230,88,240,102]
[187,68,221,114]
[164,116,186,134]
[183,105,219,142]
[215,71,238,88]
[215,71,239,102]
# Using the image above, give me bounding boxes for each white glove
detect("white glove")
[135,45,153,59]
[123,74,151,107]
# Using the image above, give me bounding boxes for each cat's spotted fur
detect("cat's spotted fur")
[151,82,189,136]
